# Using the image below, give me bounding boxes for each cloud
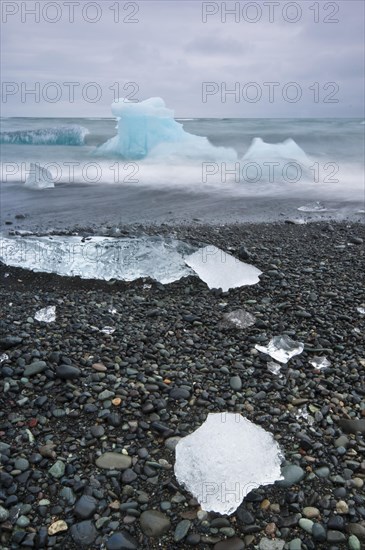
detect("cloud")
[1,0,363,117]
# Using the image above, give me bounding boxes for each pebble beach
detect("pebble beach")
[1,221,365,550]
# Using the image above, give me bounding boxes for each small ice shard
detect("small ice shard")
[25,163,55,189]
[185,247,262,291]
[267,361,282,375]
[297,201,327,212]
[255,335,304,364]
[295,406,314,426]
[101,326,115,334]
[108,307,117,314]
[174,413,283,515]
[309,356,331,370]
[220,309,256,329]
[34,306,56,323]
[0,353,9,363]
[357,307,365,315]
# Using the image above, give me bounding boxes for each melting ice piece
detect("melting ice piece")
[220,309,256,329]
[267,361,282,375]
[309,356,331,370]
[108,307,117,314]
[97,97,236,161]
[25,163,55,189]
[357,307,365,315]
[174,413,283,515]
[34,306,56,323]
[185,247,262,291]
[297,201,327,212]
[255,335,304,364]
[0,353,9,363]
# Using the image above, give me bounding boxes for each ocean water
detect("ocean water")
[1,117,364,229]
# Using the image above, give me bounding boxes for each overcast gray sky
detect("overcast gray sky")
[1,0,364,117]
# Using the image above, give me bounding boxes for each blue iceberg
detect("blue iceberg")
[97,97,236,161]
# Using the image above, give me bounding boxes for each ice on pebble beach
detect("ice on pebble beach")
[255,335,304,364]
[34,306,56,323]
[1,235,262,290]
[220,309,256,329]
[0,354,9,363]
[309,356,331,370]
[25,163,55,189]
[185,247,262,291]
[174,413,283,515]
[357,307,365,315]
[97,97,236,161]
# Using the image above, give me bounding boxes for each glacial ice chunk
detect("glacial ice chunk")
[97,97,237,161]
[357,307,365,315]
[255,335,304,364]
[220,309,256,329]
[309,356,331,370]
[174,413,283,515]
[0,353,9,363]
[185,247,262,291]
[297,201,327,212]
[25,163,55,189]
[34,306,56,323]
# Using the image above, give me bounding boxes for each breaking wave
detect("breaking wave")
[0,125,89,145]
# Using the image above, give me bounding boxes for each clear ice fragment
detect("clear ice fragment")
[25,163,55,189]
[34,306,56,323]
[267,361,282,375]
[185,247,262,291]
[309,356,331,370]
[0,235,195,284]
[255,335,304,364]
[0,353,9,363]
[174,413,283,515]
[297,202,327,212]
[357,307,365,315]
[220,309,256,329]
